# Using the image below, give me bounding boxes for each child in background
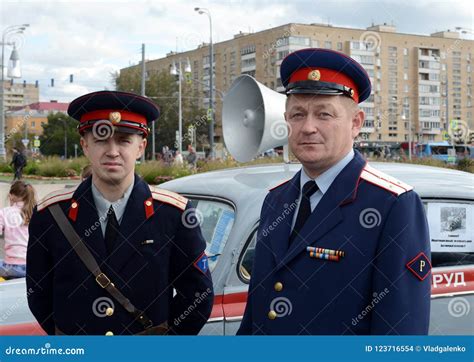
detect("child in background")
[0,181,36,279]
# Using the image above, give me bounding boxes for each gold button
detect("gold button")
[145,200,152,206]
[105,307,114,317]
[274,282,283,292]
[268,310,277,320]
[71,202,78,209]
[105,331,114,336]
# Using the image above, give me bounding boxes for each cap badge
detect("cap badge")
[109,111,121,124]
[307,69,321,81]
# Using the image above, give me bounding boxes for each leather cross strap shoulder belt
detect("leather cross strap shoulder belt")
[49,204,167,334]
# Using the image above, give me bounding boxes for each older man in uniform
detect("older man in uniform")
[238,49,431,335]
[27,91,213,335]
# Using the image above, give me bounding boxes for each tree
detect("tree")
[113,68,208,157]
[39,112,82,157]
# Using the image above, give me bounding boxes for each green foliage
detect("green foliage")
[66,157,90,174]
[24,161,39,175]
[0,153,470,181]
[457,158,474,173]
[0,163,13,173]
[35,157,70,177]
[40,113,82,157]
[136,161,192,184]
[113,68,209,156]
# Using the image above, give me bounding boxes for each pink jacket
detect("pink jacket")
[0,202,28,264]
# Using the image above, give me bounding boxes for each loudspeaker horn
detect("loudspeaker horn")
[223,74,288,162]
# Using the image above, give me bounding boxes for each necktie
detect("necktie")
[290,180,319,243]
[105,205,119,255]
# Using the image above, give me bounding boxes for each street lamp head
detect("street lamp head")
[170,63,178,76]
[7,45,21,78]
[184,58,192,73]
[195,7,208,14]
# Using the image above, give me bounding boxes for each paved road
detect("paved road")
[0,181,80,260]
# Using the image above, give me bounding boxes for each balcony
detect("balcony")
[420,128,441,135]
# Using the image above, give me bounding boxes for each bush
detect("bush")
[67,157,90,174]
[136,161,192,184]
[37,157,70,177]
[24,161,40,175]
[0,162,13,173]
[196,158,238,172]
[457,158,474,173]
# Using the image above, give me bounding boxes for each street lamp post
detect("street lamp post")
[0,24,29,160]
[402,114,412,160]
[60,118,68,159]
[170,58,191,154]
[195,7,214,159]
[433,53,449,137]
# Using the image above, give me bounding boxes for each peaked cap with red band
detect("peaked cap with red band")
[280,48,372,103]
[68,90,160,137]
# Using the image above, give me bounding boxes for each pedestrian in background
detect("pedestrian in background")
[10,147,27,181]
[0,181,36,279]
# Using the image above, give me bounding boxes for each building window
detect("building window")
[324,41,332,49]
[277,50,289,60]
[289,36,310,46]
[337,42,343,51]
[240,45,256,55]
[275,37,289,47]
[241,58,256,67]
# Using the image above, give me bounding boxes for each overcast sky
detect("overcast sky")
[1,0,473,103]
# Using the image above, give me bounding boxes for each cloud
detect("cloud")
[1,0,472,103]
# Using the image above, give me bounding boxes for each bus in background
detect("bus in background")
[401,142,474,163]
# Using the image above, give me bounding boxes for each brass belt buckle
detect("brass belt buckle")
[96,273,111,288]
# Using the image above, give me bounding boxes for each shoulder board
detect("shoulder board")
[149,186,188,211]
[269,179,291,192]
[360,164,413,196]
[37,186,78,212]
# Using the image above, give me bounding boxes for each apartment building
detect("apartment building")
[120,22,473,145]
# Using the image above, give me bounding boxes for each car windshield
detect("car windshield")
[188,198,235,272]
